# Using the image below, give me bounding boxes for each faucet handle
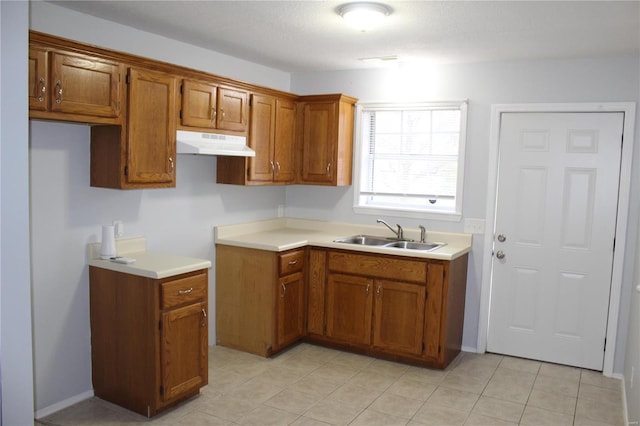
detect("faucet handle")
[419,225,426,243]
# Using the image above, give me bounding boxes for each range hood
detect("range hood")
[176,130,255,157]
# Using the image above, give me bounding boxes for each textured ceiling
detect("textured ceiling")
[48,1,640,72]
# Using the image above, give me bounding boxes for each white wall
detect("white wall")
[29,1,292,415]
[289,56,640,372]
[1,1,36,425]
[625,216,640,424]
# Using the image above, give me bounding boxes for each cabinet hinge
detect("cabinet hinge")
[159,386,164,396]
[124,166,128,177]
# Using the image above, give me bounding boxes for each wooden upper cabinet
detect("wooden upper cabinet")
[274,98,297,183]
[126,68,177,185]
[299,94,357,186]
[248,94,277,182]
[29,47,48,111]
[91,67,177,189]
[181,79,217,128]
[180,79,247,132]
[29,45,122,122]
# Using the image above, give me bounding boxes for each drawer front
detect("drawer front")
[328,251,427,284]
[279,249,305,276]
[161,272,207,309]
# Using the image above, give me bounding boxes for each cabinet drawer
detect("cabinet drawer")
[161,272,207,309]
[279,250,305,276]
[328,251,427,284]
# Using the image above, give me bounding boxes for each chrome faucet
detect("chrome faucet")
[419,225,427,243]
[377,219,404,240]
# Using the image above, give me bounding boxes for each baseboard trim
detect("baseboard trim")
[35,390,94,420]
[461,345,478,353]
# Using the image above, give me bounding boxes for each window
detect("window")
[353,101,467,220]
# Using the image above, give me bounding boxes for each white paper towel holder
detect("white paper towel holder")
[100,225,116,259]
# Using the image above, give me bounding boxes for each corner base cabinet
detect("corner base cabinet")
[215,245,306,356]
[89,267,208,417]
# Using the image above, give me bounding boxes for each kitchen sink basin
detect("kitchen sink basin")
[334,235,446,252]
[333,235,393,246]
[383,241,445,251]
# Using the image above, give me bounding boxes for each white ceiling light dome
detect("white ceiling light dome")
[337,2,393,32]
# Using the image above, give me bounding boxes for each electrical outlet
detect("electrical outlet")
[464,218,485,234]
[113,220,124,238]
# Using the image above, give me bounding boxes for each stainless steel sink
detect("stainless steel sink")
[333,235,394,246]
[383,241,445,251]
[334,235,445,251]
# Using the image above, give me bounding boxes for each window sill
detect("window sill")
[353,205,462,222]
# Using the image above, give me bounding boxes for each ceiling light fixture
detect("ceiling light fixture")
[337,2,392,32]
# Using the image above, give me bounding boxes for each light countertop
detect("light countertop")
[87,237,211,279]
[215,218,472,260]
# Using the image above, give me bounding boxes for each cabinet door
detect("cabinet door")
[217,87,247,132]
[301,102,336,184]
[274,99,297,183]
[373,280,426,356]
[29,47,48,110]
[50,52,120,117]
[126,68,176,185]
[307,249,326,335]
[181,79,217,128]
[161,301,208,401]
[424,262,445,360]
[277,271,305,349]
[248,94,276,182]
[326,273,373,345]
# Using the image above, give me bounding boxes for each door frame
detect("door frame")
[478,102,636,376]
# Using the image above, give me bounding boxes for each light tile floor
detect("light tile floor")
[37,343,626,426]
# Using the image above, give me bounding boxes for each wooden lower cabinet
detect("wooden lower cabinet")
[309,248,468,369]
[89,267,208,417]
[215,244,468,369]
[215,245,306,356]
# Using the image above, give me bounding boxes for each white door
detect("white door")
[487,112,623,370]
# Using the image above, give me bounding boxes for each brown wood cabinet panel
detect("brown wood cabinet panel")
[160,273,207,309]
[126,67,176,185]
[248,94,277,182]
[50,52,121,118]
[161,301,208,401]
[424,262,445,360]
[276,271,305,349]
[301,101,335,184]
[328,251,427,284]
[274,98,297,183]
[29,47,48,111]
[326,273,373,345]
[181,79,217,128]
[372,280,426,356]
[279,249,305,275]
[307,249,327,336]
[89,267,208,417]
[218,87,247,131]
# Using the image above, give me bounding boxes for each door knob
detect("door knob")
[496,250,506,259]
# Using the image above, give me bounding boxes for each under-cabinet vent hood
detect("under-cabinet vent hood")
[176,130,255,157]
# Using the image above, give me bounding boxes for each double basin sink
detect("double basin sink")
[334,235,445,252]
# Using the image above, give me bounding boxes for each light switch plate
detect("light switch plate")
[464,218,485,234]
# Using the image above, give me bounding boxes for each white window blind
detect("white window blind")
[354,102,467,219]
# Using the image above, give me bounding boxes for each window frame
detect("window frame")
[352,100,468,221]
